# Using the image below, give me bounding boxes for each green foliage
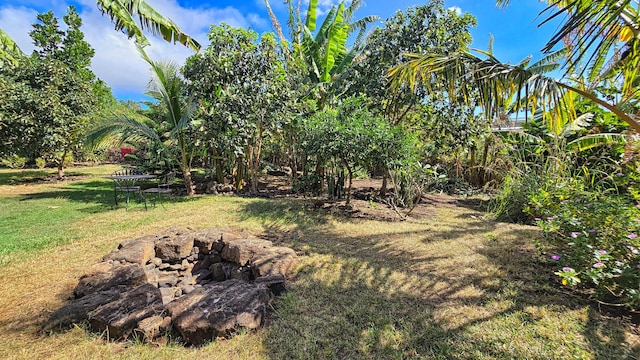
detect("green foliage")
[35,157,47,169]
[183,24,296,192]
[347,0,476,123]
[0,6,108,178]
[528,178,640,309]
[300,96,416,203]
[0,28,24,67]
[1,155,26,169]
[86,47,198,194]
[96,0,200,51]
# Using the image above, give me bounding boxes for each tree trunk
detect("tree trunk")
[480,137,491,185]
[235,157,245,191]
[342,159,353,205]
[57,149,68,179]
[469,146,476,185]
[183,168,195,196]
[250,116,264,194]
[380,170,388,197]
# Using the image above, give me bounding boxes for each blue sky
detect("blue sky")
[0,0,559,101]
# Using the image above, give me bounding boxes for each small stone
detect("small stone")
[182,285,196,294]
[159,287,176,298]
[159,263,171,270]
[152,257,163,267]
[136,315,164,341]
[160,316,172,331]
[175,288,183,297]
[193,269,213,282]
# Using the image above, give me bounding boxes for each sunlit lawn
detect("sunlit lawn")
[0,165,639,359]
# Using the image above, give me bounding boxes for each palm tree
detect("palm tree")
[87,47,198,195]
[96,0,200,51]
[389,0,640,133]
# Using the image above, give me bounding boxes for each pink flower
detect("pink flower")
[571,232,580,238]
[562,267,574,272]
[546,217,554,221]
[593,262,605,268]
[598,250,607,255]
[552,255,560,261]
[628,233,638,239]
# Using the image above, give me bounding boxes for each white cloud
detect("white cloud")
[0,6,38,55]
[1,1,268,100]
[448,6,462,15]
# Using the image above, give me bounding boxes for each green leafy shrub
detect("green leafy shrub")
[35,157,47,169]
[1,155,27,169]
[528,180,640,309]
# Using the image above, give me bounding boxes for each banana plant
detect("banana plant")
[264,0,378,107]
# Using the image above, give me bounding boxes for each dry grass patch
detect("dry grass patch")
[1,168,640,359]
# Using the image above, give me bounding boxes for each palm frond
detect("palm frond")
[85,114,160,150]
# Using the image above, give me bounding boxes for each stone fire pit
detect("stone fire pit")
[43,227,298,345]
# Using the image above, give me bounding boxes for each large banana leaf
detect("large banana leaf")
[567,133,627,152]
[321,3,348,83]
[305,0,318,32]
[96,0,200,51]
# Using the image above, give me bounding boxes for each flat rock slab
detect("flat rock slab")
[221,238,273,265]
[43,286,125,333]
[166,279,271,345]
[103,235,156,265]
[74,262,147,298]
[250,247,298,278]
[88,283,164,339]
[156,234,195,262]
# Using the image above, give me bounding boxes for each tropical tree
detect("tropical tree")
[0,7,99,178]
[183,24,296,193]
[87,47,199,195]
[300,96,415,204]
[265,0,378,108]
[389,0,640,134]
[347,1,476,124]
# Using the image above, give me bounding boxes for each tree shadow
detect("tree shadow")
[17,179,118,213]
[236,199,640,358]
[16,179,187,213]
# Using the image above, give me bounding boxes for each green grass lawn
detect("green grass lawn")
[0,165,638,359]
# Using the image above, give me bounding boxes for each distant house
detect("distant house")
[491,117,527,132]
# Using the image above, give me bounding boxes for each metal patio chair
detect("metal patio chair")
[143,171,175,208]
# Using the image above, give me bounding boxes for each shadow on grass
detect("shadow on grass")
[237,199,640,359]
[16,179,190,213]
[17,179,117,213]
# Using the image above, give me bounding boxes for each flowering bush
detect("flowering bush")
[528,178,640,309]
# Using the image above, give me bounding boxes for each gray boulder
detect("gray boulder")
[166,279,271,345]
